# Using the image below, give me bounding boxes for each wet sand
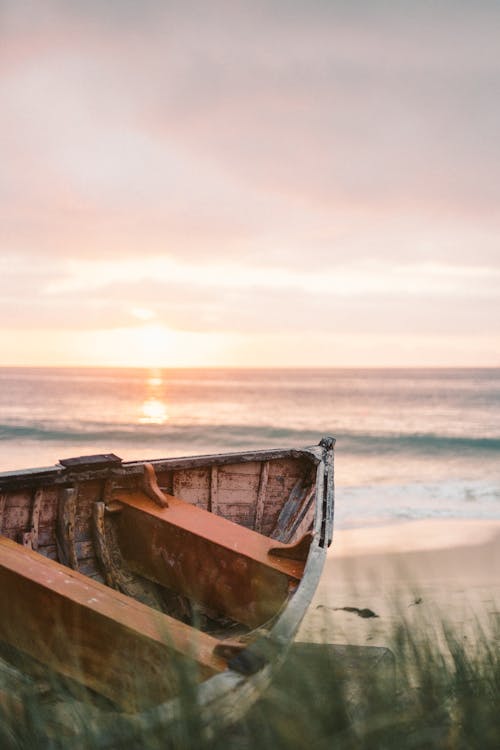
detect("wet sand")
[298,520,500,648]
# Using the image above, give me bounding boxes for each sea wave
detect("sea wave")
[335,477,500,528]
[1,422,500,454]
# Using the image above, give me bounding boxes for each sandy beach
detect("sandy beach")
[298,519,500,649]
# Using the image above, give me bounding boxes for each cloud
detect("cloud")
[2,253,499,338]
[0,0,499,360]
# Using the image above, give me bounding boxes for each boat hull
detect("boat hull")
[0,438,335,744]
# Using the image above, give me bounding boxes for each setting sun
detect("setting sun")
[86,324,206,368]
[70,325,230,368]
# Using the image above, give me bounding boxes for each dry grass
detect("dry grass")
[1,613,499,749]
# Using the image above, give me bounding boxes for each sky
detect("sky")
[1,0,499,367]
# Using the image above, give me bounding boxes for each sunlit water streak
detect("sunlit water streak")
[139,371,169,424]
[0,367,499,528]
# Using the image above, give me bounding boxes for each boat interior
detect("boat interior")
[0,453,318,711]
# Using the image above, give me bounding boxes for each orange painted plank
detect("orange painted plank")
[0,536,225,711]
[116,490,305,578]
[113,490,306,628]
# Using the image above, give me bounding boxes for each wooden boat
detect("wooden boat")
[0,437,334,744]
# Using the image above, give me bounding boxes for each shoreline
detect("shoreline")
[298,519,500,647]
[330,517,500,557]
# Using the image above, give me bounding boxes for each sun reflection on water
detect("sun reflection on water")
[139,369,169,424]
[140,397,168,424]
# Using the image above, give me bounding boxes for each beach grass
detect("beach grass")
[1,610,499,749]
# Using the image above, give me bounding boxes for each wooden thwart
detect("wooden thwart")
[112,486,310,628]
[0,536,225,712]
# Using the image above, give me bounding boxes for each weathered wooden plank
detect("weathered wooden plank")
[218,461,262,476]
[171,470,180,498]
[77,558,104,580]
[3,504,30,532]
[74,540,96,559]
[172,470,210,509]
[101,477,114,504]
[39,544,58,560]
[37,526,57,547]
[56,488,79,570]
[74,527,92,543]
[73,479,102,543]
[92,502,118,589]
[210,465,218,515]
[258,465,307,535]
[216,487,258,506]
[112,489,306,628]
[0,536,225,711]
[266,478,302,501]
[155,469,174,495]
[208,508,255,529]
[254,461,269,533]
[59,454,122,471]
[38,488,58,523]
[213,500,257,514]
[0,446,321,492]
[268,457,306,477]
[127,447,319,473]
[271,474,315,543]
[0,493,6,532]
[0,491,31,508]
[287,506,314,543]
[173,468,211,491]
[20,488,43,551]
[0,528,16,541]
[259,512,284,538]
[216,471,261,492]
[266,476,303,498]
[168,487,207,508]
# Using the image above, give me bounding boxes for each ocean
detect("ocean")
[0,367,499,530]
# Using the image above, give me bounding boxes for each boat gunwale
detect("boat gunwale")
[0,445,323,490]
